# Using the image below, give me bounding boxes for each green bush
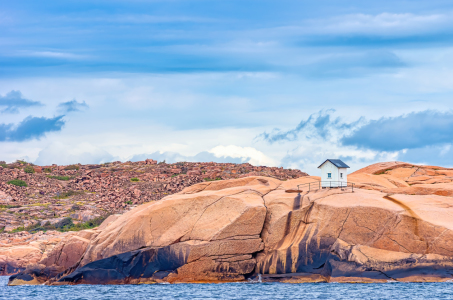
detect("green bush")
[16,160,27,165]
[0,163,7,168]
[130,177,139,182]
[43,168,52,173]
[24,166,35,174]
[47,175,70,181]
[64,165,80,170]
[7,179,27,187]
[125,200,133,205]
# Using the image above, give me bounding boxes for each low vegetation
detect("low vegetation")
[24,166,35,174]
[53,190,84,199]
[11,215,110,233]
[0,204,21,209]
[376,169,393,175]
[130,177,139,182]
[7,179,28,187]
[64,165,80,171]
[47,175,71,181]
[43,168,52,173]
[204,177,222,181]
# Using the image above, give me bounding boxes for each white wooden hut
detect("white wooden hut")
[318,159,350,188]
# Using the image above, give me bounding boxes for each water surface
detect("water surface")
[1,276,453,299]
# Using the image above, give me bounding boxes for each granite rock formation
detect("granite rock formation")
[7,161,453,284]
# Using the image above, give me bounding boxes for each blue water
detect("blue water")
[1,276,453,299]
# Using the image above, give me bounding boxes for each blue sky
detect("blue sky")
[1,0,453,174]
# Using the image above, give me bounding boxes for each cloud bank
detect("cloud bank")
[341,110,453,151]
[131,145,277,166]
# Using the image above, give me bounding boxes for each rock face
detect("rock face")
[54,177,275,284]
[8,162,453,285]
[0,231,68,276]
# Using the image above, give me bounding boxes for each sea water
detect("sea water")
[1,276,453,299]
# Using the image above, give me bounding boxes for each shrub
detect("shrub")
[64,165,80,170]
[130,177,139,182]
[7,179,27,187]
[43,168,52,173]
[16,160,27,165]
[125,200,133,205]
[24,166,35,174]
[0,163,7,168]
[47,175,70,181]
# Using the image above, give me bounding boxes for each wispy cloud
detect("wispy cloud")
[57,99,88,113]
[0,90,43,114]
[17,50,89,60]
[310,12,448,36]
[257,109,365,143]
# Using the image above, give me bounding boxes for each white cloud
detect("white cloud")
[35,142,116,165]
[208,145,278,167]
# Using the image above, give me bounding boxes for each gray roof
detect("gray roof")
[318,159,350,169]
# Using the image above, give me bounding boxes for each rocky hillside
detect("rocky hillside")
[6,161,453,284]
[0,159,306,232]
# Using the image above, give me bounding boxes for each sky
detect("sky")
[1,0,453,175]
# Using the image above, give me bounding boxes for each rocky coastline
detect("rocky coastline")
[4,161,453,284]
